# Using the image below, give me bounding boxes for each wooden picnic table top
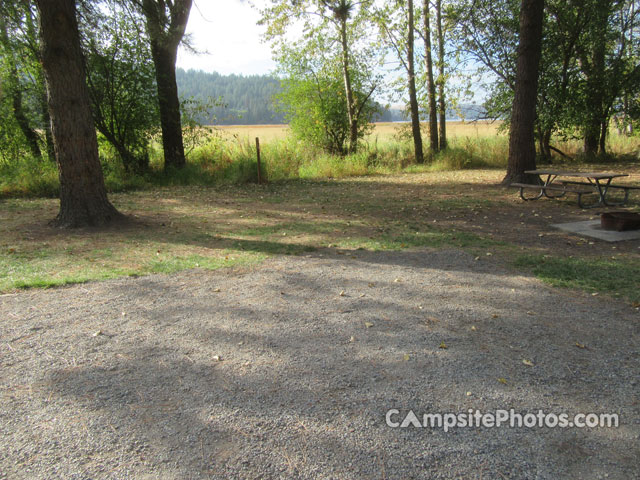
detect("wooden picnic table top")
[525,169,629,180]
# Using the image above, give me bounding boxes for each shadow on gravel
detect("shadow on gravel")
[40,252,640,479]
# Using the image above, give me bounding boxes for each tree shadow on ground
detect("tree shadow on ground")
[30,253,640,479]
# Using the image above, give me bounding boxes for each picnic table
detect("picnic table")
[511,169,639,208]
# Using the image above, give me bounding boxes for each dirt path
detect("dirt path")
[1,248,638,479]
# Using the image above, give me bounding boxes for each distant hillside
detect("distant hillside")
[176,69,485,125]
[176,69,285,125]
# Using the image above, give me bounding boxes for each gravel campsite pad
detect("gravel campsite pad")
[1,248,639,479]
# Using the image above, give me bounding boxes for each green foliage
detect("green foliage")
[260,0,381,154]
[180,96,226,158]
[0,155,58,198]
[450,0,640,156]
[277,64,377,154]
[84,1,159,173]
[0,92,26,163]
[0,1,49,161]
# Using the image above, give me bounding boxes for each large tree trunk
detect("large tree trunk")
[141,0,192,171]
[338,17,359,154]
[435,0,447,150]
[36,0,120,228]
[423,0,439,153]
[502,0,545,186]
[407,0,424,164]
[150,41,186,170]
[580,2,609,156]
[583,127,599,155]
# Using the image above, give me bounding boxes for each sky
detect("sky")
[176,0,277,76]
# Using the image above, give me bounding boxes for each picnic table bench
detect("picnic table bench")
[511,170,640,208]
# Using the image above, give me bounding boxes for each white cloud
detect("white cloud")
[177,0,276,76]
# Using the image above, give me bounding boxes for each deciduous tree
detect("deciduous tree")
[132,0,192,171]
[260,0,378,154]
[422,0,439,152]
[35,0,121,227]
[503,0,545,185]
[374,0,424,162]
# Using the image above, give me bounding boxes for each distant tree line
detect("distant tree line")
[176,69,286,125]
[176,68,488,126]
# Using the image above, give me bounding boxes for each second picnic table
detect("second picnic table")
[511,169,638,208]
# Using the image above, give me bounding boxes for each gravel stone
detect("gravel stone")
[1,248,638,479]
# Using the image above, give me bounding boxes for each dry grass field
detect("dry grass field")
[217,121,503,143]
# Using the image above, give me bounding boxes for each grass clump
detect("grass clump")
[514,254,640,302]
[0,156,59,198]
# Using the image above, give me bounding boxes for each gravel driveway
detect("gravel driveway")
[1,248,638,479]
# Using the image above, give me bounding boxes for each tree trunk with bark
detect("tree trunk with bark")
[36,0,120,227]
[580,1,609,156]
[435,0,447,150]
[423,0,439,153]
[407,0,424,163]
[599,118,608,154]
[140,0,192,171]
[502,0,545,186]
[337,16,359,154]
[150,41,185,169]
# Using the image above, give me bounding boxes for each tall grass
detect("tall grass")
[1,124,638,198]
[0,155,58,198]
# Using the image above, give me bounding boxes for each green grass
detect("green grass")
[336,229,501,251]
[0,246,265,291]
[514,254,640,302]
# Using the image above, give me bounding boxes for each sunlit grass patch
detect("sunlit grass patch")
[336,229,502,251]
[514,254,640,302]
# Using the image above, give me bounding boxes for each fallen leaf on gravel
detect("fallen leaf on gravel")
[339,290,346,296]
[213,288,221,292]
[522,359,534,367]
[92,330,102,337]
[403,354,410,361]
[498,378,508,385]
[349,336,355,343]
[439,341,447,349]
[364,322,374,328]
[394,278,401,283]
[575,342,587,349]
